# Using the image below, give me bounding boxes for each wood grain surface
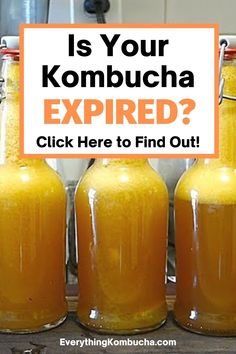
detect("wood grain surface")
[0,290,235,354]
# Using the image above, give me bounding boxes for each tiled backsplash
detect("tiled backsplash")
[49,0,235,34]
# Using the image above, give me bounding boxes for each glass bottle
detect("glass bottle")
[75,158,168,334]
[174,48,236,335]
[0,50,67,332]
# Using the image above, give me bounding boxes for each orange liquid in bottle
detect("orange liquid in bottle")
[75,159,168,333]
[174,57,236,335]
[0,57,67,332]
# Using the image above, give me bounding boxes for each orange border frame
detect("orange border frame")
[19,23,219,158]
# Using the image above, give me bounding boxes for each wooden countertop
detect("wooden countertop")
[0,285,236,354]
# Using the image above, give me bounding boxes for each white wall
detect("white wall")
[49,0,235,34]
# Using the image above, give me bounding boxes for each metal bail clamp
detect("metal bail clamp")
[0,77,5,104]
[0,36,19,104]
[0,44,6,104]
[0,39,7,103]
[219,36,236,104]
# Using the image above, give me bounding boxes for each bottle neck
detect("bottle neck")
[200,58,236,168]
[0,57,44,166]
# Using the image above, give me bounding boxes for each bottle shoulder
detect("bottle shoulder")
[0,163,66,197]
[76,164,168,198]
[175,164,236,204]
